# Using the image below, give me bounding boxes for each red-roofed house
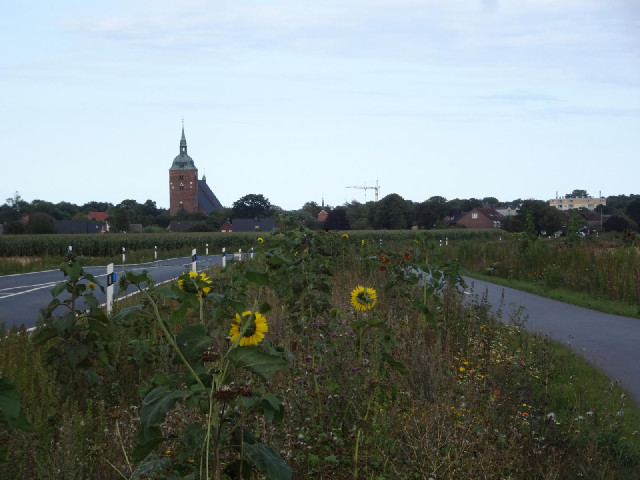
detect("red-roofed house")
[87,212,109,222]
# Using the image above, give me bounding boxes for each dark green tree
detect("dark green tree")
[565,189,589,198]
[481,197,499,206]
[232,194,273,218]
[111,207,130,232]
[344,201,372,230]
[81,201,113,212]
[25,212,56,234]
[207,208,233,230]
[373,194,410,230]
[604,215,632,232]
[55,201,80,220]
[301,201,322,217]
[625,198,640,226]
[415,200,446,229]
[324,208,350,231]
[540,208,566,235]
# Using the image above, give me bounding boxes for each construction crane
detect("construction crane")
[345,180,380,202]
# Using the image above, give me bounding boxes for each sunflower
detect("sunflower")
[177,270,212,295]
[87,281,96,291]
[341,233,349,240]
[350,286,377,311]
[230,311,268,346]
[257,237,264,244]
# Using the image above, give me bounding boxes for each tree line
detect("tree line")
[2,190,639,235]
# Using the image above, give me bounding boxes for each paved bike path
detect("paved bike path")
[464,277,640,407]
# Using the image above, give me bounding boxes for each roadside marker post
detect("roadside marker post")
[191,249,197,272]
[222,247,226,268]
[68,245,72,254]
[154,245,158,260]
[122,247,126,264]
[250,247,254,260]
[206,243,209,256]
[106,263,115,315]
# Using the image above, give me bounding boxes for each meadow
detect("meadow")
[1,228,639,479]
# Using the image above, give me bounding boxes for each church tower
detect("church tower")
[169,126,199,215]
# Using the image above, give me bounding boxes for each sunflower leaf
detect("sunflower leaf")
[175,323,212,363]
[227,348,287,382]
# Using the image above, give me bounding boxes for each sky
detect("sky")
[1,0,639,211]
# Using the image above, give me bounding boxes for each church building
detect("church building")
[169,127,223,215]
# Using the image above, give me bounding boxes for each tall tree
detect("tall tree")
[415,200,445,229]
[343,201,372,230]
[625,198,640,227]
[232,194,273,218]
[26,212,56,234]
[373,194,410,230]
[565,189,589,198]
[324,208,350,231]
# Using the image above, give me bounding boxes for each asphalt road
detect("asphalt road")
[463,277,640,407]
[0,254,238,330]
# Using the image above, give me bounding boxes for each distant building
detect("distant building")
[317,210,328,222]
[219,220,233,233]
[456,207,504,229]
[231,218,278,232]
[169,126,223,215]
[54,220,106,234]
[549,196,606,211]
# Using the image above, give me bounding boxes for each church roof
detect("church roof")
[198,179,223,212]
[170,127,197,170]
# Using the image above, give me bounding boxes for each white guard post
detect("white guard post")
[122,247,126,264]
[446,237,448,246]
[106,263,115,315]
[222,247,226,268]
[68,245,72,254]
[250,247,254,259]
[206,243,209,255]
[154,245,158,260]
[191,249,197,272]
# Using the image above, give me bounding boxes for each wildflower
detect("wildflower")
[257,237,264,244]
[361,239,365,246]
[341,233,349,240]
[350,285,377,311]
[230,311,268,346]
[87,281,95,291]
[380,254,391,264]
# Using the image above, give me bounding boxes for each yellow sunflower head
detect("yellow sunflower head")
[177,270,213,296]
[87,281,96,291]
[350,285,377,311]
[257,237,264,244]
[361,239,366,246]
[230,311,268,346]
[341,233,349,240]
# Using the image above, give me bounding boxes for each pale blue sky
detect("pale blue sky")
[1,0,638,210]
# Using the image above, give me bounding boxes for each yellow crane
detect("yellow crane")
[345,180,380,202]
